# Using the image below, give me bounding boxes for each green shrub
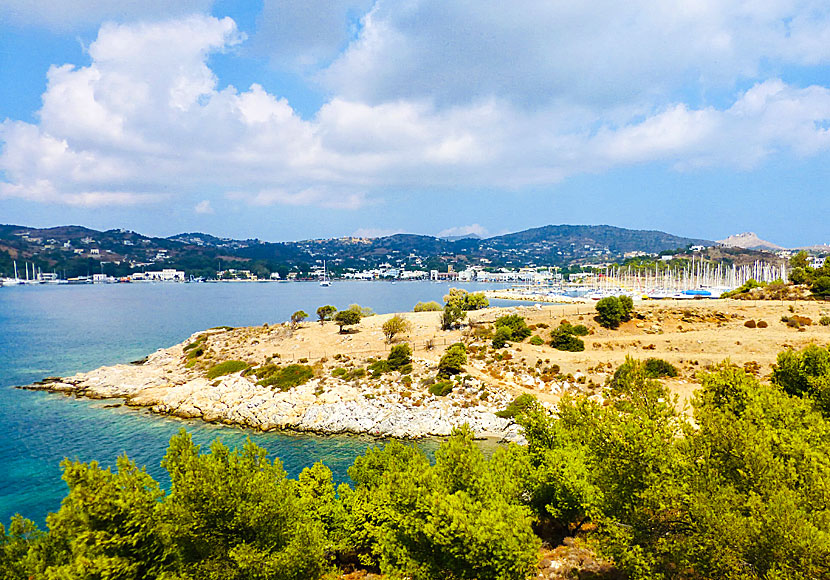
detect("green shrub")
[428,381,455,396]
[494,314,532,341]
[643,358,679,378]
[387,344,412,372]
[332,367,347,377]
[205,360,249,379]
[183,335,207,352]
[492,326,513,349]
[529,335,544,346]
[496,394,538,419]
[438,343,467,377]
[595,296,622,328]
[549,325,585,352]
[821,316,830,326]
[413,301,442,312]
[254,364,314,390]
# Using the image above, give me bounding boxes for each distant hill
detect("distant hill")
[0,222,715,279]
[718,232,783,251]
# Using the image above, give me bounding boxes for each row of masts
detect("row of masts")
[584,258,787,293]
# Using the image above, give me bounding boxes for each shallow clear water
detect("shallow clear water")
[0,281,515,525]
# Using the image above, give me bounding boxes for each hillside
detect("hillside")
[0,223,713,279]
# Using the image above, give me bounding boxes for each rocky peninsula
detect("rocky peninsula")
[22,300,830,440]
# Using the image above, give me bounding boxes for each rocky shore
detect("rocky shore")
[22,326,524,441]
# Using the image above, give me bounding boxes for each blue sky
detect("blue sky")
[1,1,830,247]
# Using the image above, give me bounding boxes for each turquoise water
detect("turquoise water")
[0,281,514,525]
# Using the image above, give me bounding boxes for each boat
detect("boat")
[319,260,331,287]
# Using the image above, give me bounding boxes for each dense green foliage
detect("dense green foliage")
[368,344,413,377]
[316,305,337,323]
[495,394,538,419]
[290,310,308,327]
[595,295,634,329]
[382,314,412,342]
[8,347,830,579]
[252,364,315,390]
[772,344,830,415]
[492,315,532,348]
[549,323,585,351]
[787,251,830,295]
[443,288,489,311]
[334,309,361,333]
[205,360,249,379]
[441,302,465,330]
[413,301,442,312]
[437,343,467,377]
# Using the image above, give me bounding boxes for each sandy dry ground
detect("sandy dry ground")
[200,298,829,404]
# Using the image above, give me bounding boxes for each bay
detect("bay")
[0,280,516,525]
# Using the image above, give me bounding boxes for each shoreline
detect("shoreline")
[18,299,830,443]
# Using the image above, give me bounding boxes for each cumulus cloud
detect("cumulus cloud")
[321,0,830,111]
[2,10,830,210]
[194,200,214,214]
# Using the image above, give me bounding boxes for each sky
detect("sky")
[1,1,830,246]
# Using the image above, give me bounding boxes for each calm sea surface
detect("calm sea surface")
[0,281,516,525]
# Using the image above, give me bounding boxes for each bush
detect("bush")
[492,326,513,349]
[254,364,315,390]
[428,380,455,396]
[821,316,830,326]
[495,394,537,419]
[444,288,489,311]
[413,301,442,312]
[529,335,544,346]
[441,303,465,330]
[382,315,412,342]
[438,343,467,377]
[205,360,249,379]
[549,325,585,352]
[643,358,678,378]
[595,296,624,328]
[494,315,532,342]
[290,310,308,327]
[387,344,412,372]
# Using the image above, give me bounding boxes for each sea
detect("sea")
[0,280,518,526]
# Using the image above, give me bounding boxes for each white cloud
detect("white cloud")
[321,0,830,111]
[3,12,830,211]
[194,200,214,214]
[0,0,213,31]
[437,224,488,238]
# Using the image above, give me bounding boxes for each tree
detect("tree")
[790,250,810,270]
[387,344,412,373]
[413,301,442,312]
[441,303,465,330]
[316,305,337,324]
[618,295,634,321]
[492,326,513,349]
[160,431,326,580]
[334,309,361,333]
[438,343,467,377]
[549,325,585,351]
[494,315,531,342]
[812,275,830,296]
[595,296,624,329]
[290,310,308,329]
[444,288,489,311]
[382,315,412,343]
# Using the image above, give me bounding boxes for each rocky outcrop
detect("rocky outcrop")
[22,342,524,442]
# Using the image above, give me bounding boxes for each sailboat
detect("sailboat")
[1,260,22,286]
[319,260,331,287]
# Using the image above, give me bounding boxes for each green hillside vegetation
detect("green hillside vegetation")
[4,346,830,579]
